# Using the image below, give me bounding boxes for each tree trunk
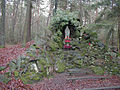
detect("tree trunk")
[70,1,76,12]
[19,3,24,43]
[84,15,87,25]
[23,0,32,44]
[46,0,54,26]
[88,0,92,24]
[63,0,67,10]
[95,1,98,20]
[0,0,6,47]
[54,0,58,15]
[118,13,120,53]
[36,6,41,38]
[11,0,20,43]
[95,8,98,20]
[79,0,83,24]
[111,27,114,46]
[46,12,51,26]
[111,0,114,9]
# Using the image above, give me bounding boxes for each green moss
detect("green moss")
[0,74,11,84]
[92,66,104,75]
[50,10,81,38]
[49,41,59,51]
[4,72,11,77]
[0,66,6,71]
[32,73,42,81]
[20,77,28,84]
[56,60,66,73]
[74,60,83,68]
[67,65,75,69]
[38,59,47,71]
[111,66,120,75]
[20,71,42,84]
[27,53,34,57]
[14,71,19,77]
[0,46,4,48]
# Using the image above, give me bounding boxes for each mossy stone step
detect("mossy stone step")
[83,86,120,90]
[68,68,86,72]
[67,68,93,75]
[67,76,110,81]
[68,68,92,73]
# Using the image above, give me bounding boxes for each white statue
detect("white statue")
[65,26,70,38]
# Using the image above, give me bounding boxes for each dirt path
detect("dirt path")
[31,72,120,90]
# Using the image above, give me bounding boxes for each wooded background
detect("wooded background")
[0,0,120,52]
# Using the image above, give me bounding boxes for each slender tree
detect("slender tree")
[59,0,68,10]
[79,0,83,24]
[0,0,6,47]
[63,0,67,10]
[118,5,120,53]
[11,0,20,43]
[23,0,32,44]
[47,0,54,26]
[54,0,58,15]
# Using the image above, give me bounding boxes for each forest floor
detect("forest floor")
[31,72,120,90]
[0,43,120,90]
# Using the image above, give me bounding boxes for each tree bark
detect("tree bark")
[111,0,114,9]
[23,0,32,44]
[63,0,67,10]
[95,8,98,19]
[54,0,58,15]
[19,3,24,43]
[46,0,54,26]
[79,0,83,24]
[11,0,20,43]
[111,27,114,46]
[0,0,6,47]
[118,13,120,53]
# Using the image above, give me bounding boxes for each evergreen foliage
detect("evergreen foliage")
[50,10,81,38]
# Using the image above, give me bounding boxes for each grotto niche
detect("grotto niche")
[62,19,80,39]
[49,11,82,49]
[50,18,81,40]
[50,11,81,40]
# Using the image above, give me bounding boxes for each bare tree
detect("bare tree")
[0,0,6,47]
[79,0,83,24]
[11,0,20,42]
[118,8,120,53]
[53,0,58,15]
[23,0,32,44]
[46,0,54,26]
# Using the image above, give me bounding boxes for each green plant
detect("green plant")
[74,60,83,68]
[49,41,59,51]
[14,71,19,77]
[0,66,6,71]
[0,74,11,84]
[92,66,104,75]
[56,60,66,73]
[50,10,81,38]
